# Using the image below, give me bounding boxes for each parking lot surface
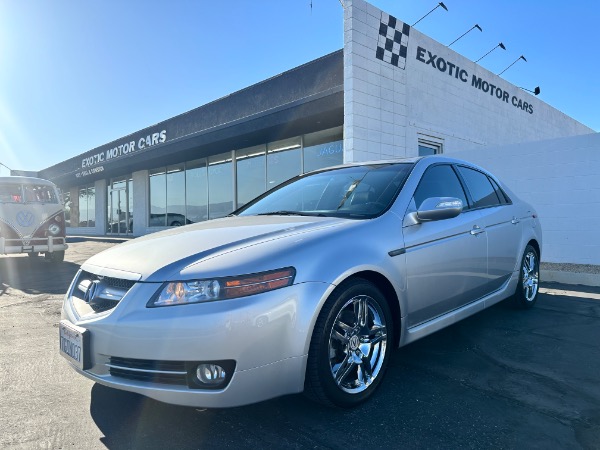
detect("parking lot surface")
[1,241,599,449]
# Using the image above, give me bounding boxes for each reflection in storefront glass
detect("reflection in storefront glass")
[208,153,233,219]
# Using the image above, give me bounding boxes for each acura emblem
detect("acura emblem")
[84,280,100,303]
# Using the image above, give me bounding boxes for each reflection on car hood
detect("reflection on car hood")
[82,215,346,281]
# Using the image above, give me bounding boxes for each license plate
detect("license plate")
[59,320,90,370]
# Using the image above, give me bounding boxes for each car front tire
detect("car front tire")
[305,278,393,407]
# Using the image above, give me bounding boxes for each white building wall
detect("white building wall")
[343,0,594,162]
[455,133,600,265]
[343,0,409,162]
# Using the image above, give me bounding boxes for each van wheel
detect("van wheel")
[305,279,392,407]
[512,245,539,308]
[46,251,65,263]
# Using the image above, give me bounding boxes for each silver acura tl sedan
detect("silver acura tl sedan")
[60,156,542,408]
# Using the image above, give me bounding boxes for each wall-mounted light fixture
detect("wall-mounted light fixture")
[499,55,527,75]
[519,86,541,96]
[475,42,506,63]
[413,2,448,27]
[448,24,482,47]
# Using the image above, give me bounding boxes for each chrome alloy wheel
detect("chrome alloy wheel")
[328,295,388,394]
[522,250,539,302]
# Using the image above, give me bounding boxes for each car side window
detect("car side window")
[457,166,501,209]
[413,165,468,209]
[488,176,511,204]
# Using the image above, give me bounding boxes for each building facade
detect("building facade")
[35,0,594,245]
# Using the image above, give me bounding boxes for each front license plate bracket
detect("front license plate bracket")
[59,320,91,370]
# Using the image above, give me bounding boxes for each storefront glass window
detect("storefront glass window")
[186,159,208,223]
[267,137,301,189]
[78,186,95,227]
[236,145,266,208]
[208,153,233,219]
[166,164,186,226]
[149,168,167,227]
[303,127,343,173]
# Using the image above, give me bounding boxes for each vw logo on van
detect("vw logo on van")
[16,211,35,227]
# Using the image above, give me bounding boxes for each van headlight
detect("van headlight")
[48,223,61,235]
[148,267,296,307]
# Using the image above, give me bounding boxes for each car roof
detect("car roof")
[310,155,488,173]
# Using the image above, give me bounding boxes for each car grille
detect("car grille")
[107,357,189,386]
[71,270,137,316]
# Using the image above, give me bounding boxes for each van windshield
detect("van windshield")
[0,183,58,204]
[24,185,58,204]
[0,184,23,203]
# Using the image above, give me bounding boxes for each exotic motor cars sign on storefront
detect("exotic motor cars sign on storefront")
[415,46,534,114]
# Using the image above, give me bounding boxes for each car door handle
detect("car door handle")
[511,218,520,225]
[470,225,485,236]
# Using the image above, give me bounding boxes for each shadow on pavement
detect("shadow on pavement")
[87,298,600,448]
[0,255,79,296]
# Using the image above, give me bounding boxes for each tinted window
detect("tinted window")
[457,166,501,208]
[488,177,511,204]
[413,165,468,209]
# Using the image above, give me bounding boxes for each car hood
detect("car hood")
[82,215,347,281]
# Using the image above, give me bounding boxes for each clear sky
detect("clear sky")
[0,0,598,175]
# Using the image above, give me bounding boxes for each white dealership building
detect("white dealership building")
[29,0,597,268]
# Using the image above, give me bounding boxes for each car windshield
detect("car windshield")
[236,163,414,219]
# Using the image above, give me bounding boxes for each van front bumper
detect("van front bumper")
[0,236,67,255]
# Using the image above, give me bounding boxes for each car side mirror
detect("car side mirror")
[416,197,463,222]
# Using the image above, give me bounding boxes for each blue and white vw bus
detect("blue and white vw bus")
[0,176,68,262]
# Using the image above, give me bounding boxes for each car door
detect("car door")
[456,166,521,292]
[402,164,488,327]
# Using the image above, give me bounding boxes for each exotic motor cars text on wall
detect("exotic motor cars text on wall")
[415,46,534,114]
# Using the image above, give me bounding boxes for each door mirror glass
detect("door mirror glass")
[416,197,463,222]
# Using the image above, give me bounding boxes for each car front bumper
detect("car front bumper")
[61,280,333,408]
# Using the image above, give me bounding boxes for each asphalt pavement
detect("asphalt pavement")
[1,241,599,449]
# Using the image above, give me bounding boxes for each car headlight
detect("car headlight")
[148,267,296,307]
[48,223,61,235]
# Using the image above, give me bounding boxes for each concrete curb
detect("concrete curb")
[541,270,600,288]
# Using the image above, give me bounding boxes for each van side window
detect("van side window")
[0,184,22,203]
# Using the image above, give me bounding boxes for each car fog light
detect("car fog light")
[196,364,227,385]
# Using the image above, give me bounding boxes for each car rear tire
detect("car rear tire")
[305,278,393,407]
[512,244,539,308]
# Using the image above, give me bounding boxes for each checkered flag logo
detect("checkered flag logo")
[375,13,410,69]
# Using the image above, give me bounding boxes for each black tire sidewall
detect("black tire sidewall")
[311,279,393,407]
